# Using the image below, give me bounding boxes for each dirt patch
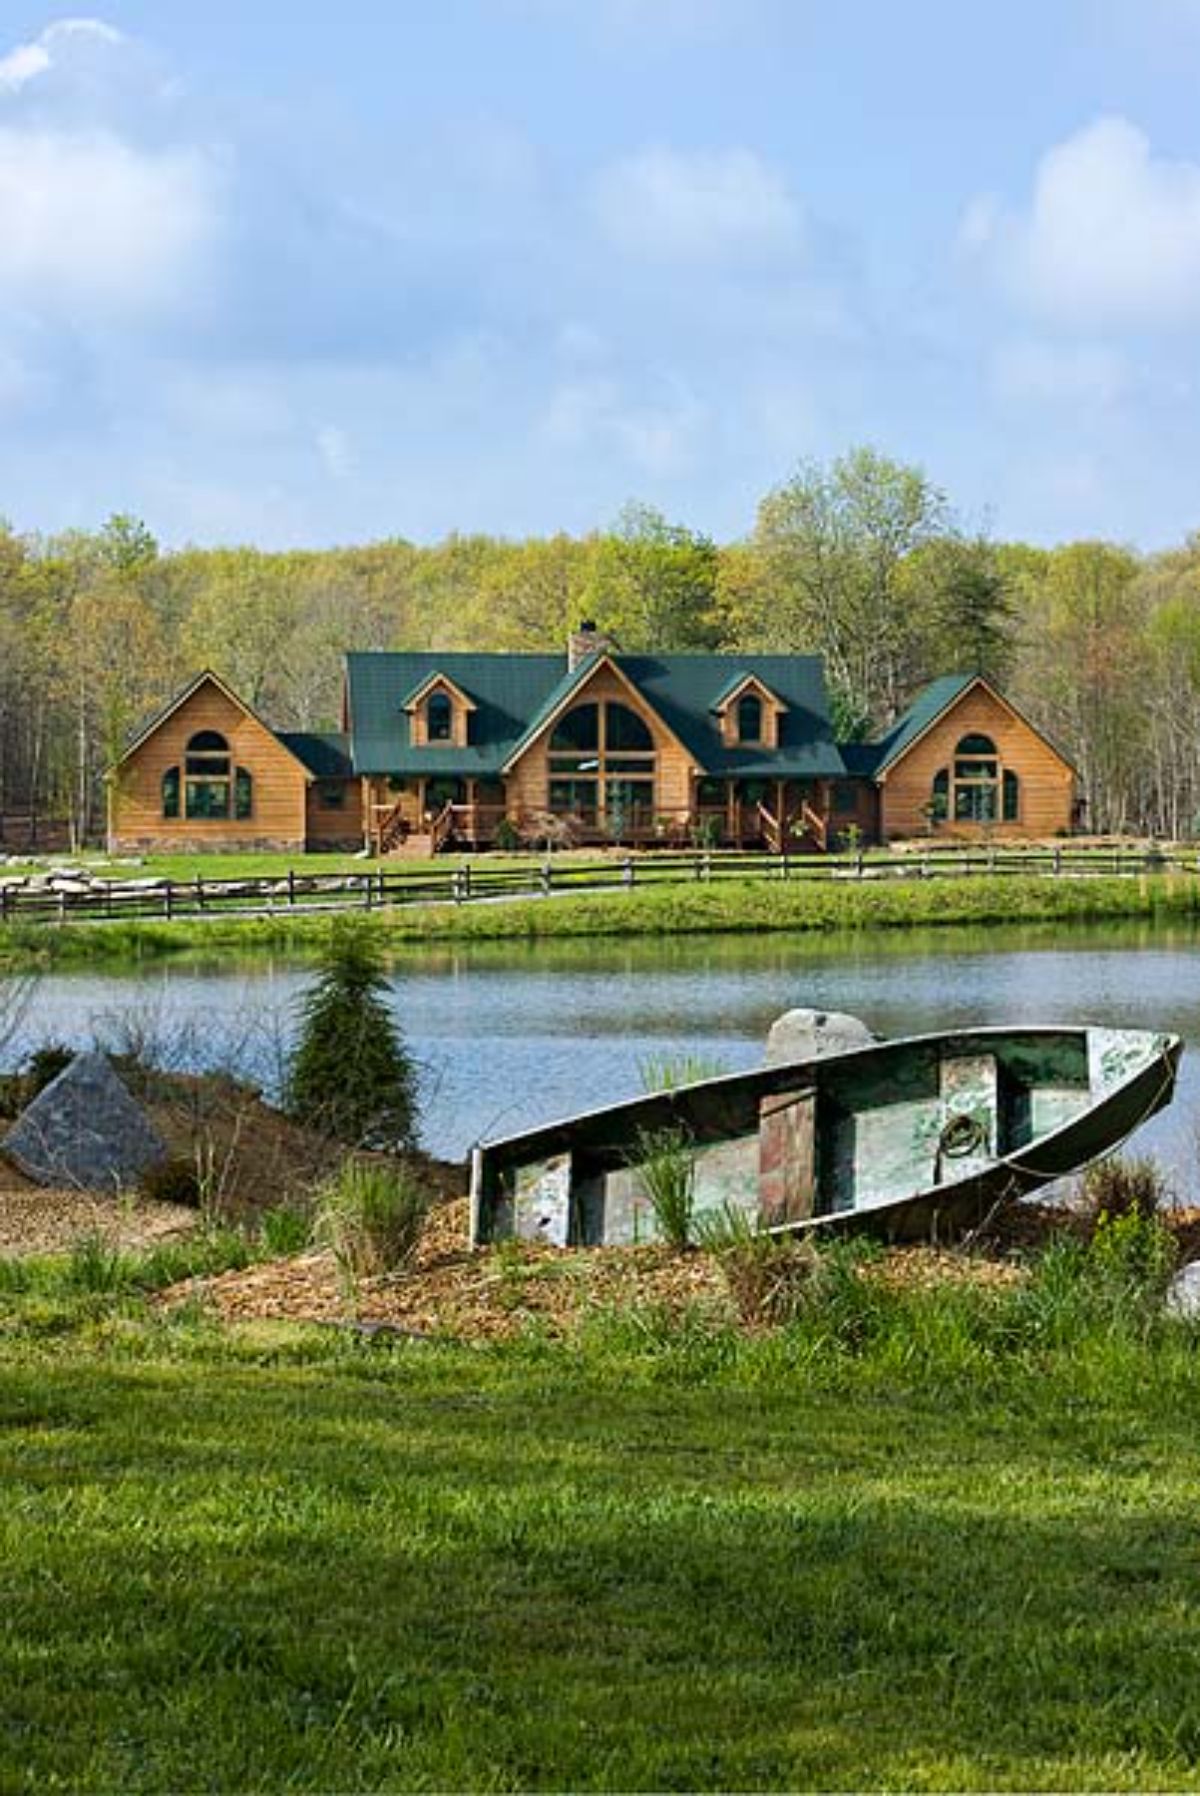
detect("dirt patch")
[157,1195,1048,1341]
[0,1156,197,1255]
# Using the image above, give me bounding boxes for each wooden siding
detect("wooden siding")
[305,777,363,846]
[879,686,1073,841]
[108,681,309,852]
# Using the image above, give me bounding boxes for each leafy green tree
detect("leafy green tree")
[752,446,947,727]
[583,502,722,651]
[286,926,417,1151]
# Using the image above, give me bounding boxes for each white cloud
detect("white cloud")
[0,19,122,92]
[316,425,353,480]
[0,126,221,322]
[593,145,802,264]
[963,116,1200,328]
[540,373,706,475]
[989,339,1129,407]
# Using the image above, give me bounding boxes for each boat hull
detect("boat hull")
[470,1027,1182,1249]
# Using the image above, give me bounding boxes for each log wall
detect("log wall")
[879,687,1074,841]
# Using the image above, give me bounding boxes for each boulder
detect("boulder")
[1167,1260,1200,1320]
[2,1052,168,1193]
[764,1007,876,1066]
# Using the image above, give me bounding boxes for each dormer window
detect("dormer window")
[712,674,787,750]
[426,691,453,742]
[736,693,763,744]
[402,673,477,748]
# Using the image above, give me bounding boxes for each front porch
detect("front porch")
[367,775,876,856]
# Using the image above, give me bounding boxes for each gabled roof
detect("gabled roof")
[709,670,788,713]
[869,674,1076,777]
[869,674,982,777]
[112,669,316,778]
[499,653,698,774]
[344,651,847,779]
[398,670,478,712]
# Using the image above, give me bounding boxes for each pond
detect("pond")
[3,918,1199,1189]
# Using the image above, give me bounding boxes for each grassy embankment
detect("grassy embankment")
[4,1218,1200,1792]
[3,870,1200,970]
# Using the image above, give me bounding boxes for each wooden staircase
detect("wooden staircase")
[388,833,434,859]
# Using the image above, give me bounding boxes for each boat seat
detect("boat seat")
[758,1086,817,1225]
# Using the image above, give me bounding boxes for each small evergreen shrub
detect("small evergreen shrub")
[313,1159,431,1279]
[140,1157,203,1208]
[285,924,417,1150]
[494,817,521,852]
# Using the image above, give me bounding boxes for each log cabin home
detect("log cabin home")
[107,634,1075,856]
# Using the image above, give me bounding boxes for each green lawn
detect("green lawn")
[5,1281,1200,1791]
[4,871,1200,973]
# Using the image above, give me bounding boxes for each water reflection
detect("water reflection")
[2,919,1198,1183]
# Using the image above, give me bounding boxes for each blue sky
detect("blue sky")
[3,0,1200,549]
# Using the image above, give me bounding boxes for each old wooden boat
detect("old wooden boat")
[470,1026,1182,1247]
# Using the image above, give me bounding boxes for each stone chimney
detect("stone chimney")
[568,619,621,671]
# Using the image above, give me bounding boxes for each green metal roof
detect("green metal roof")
[344,651,846,779]
[870,674,980,776]
[279,731,355,778]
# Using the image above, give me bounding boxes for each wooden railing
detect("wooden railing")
[0,842,1192,930]
[801,801,828,852]
[756,802,783,854]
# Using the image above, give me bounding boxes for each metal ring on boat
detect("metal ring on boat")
[939,1112,986,1159]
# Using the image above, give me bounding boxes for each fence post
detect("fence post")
[541,858,552,897]
[857,851,864,879]
[164,882,173,921]
[452,868,464,906]
[623,856,634,889]
[1054,847,1062,876]
[463,863,472,902]
[782,850,790,881]
[693,854,703,881]
[288,868,296,906]
[703,852,712,882]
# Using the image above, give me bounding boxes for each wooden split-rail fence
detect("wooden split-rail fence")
[0,845,1195,930]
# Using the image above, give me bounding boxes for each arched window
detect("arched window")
[426,691,453,742]
[550,703,600,753]
[548,700,656,833]
[736,693,763,743]
[162,767,180,819]
[952,732,999,823]
[930,768,949,821]
[184,729,233,819]
[1002,768,1019,822]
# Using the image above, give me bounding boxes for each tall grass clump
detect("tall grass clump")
[1079,1153,1171,1223]
[631,1124,697,1250]
[695,1203,823,1329]
[640,1052,729,1093]
[313,1159,431,1281]
[286,923,417,1150]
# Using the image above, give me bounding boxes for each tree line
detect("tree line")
[0,448,1194,843]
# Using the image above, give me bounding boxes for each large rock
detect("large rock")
[764,1007,876,1066]
[2,1052,168,1193]
[1167,1260,1200,1320]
